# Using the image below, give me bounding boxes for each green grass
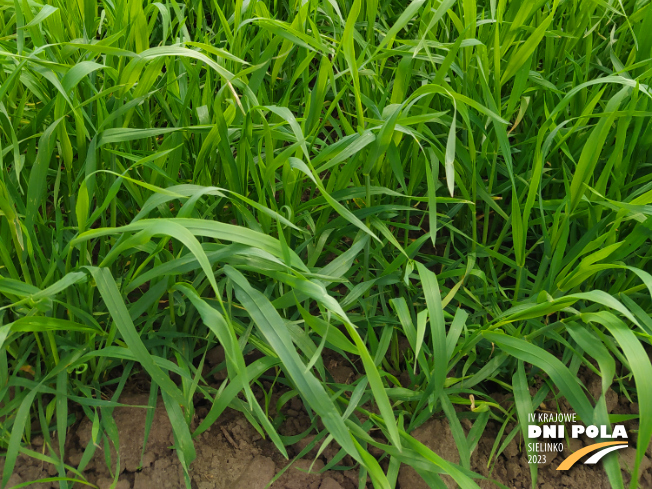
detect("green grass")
[1,0,652,487]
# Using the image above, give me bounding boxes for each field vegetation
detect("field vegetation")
[1,0,652,487]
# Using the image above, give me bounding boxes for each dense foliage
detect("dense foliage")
[1,0,652,487]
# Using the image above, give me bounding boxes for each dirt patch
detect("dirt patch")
[4,391,361,489]
[4,372,650,489]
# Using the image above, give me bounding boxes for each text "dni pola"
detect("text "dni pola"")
[529,423,627,439]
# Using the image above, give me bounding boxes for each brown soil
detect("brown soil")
[3,367,649,489]
[3,390,365,489]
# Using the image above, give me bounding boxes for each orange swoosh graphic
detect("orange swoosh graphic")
[557,441,627,470]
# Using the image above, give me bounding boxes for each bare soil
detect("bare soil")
[3,362,649,489]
